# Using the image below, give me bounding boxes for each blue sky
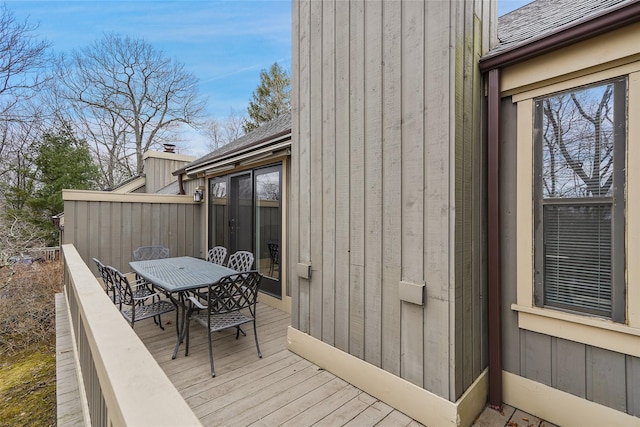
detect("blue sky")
[7,1,529,156]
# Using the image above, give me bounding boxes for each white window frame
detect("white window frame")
[510,63,640,357]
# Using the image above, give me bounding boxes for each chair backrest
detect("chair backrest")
[207,271,261,316]
[132,245,170,261]
[267,242,279,264]
[93,257,117,302]
[105,265,135,307]
[207,246,227,265]
[227,250,254,272]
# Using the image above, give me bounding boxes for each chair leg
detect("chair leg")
[253,320,262,358]
[185,316,191,357]
[235,326,246,339]
[208,331,216,377]
[156,314,165,330]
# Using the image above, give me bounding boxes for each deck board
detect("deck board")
[57,295,549,427]
[55,293,86,427]
[135,303,426,426]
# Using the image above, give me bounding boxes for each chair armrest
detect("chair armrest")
[187,296,207,310]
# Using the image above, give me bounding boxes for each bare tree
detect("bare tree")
[541,83,614,198]
[0,5,51,122]
[57,34,206,188]
[0,214,46,267]
[204,108,245,151]
[0,121,38,212]
[0,4,51,206]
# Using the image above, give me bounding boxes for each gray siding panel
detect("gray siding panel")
[500,96,521,375]
[292,0,495,402]
[552,338,586,398]
[63,199,202,275]
[587,347,627,412]
[521,330,552,387]
[627,356,640,417]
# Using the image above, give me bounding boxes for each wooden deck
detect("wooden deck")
[135,303,425,426]
[134,303,554,427]
[57,296,553,426]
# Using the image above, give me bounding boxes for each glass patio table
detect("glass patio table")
[129,256,237,359]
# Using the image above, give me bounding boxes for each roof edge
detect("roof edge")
[480,0,640,72]
[173,128,291,176]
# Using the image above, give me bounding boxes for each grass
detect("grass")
[0,344,56,427]
[0,261,62,427]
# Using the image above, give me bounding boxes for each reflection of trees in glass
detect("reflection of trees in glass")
[210,181,226,198]
[541,83,614,198]
[256,171,279,201]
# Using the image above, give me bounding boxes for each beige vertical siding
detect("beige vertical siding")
[291,0,495,401]
[143,152,194,193]
[63,192,202,275]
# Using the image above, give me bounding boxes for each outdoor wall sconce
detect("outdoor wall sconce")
[193,186,204,203]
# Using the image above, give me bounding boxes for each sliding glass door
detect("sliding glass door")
[254,166,281,297]
[208,163,282,299]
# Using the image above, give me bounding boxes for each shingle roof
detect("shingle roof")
[183,113,291,172]
[493,0,630,54]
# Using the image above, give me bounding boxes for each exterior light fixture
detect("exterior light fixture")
[193,187,204,203]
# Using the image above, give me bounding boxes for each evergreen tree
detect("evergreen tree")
[28,123,99,244]
[243,62,290,133]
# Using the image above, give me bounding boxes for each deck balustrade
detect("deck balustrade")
[61,243,201,426]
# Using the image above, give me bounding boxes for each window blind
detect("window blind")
[543,204,612,315]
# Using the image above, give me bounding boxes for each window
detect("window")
[533,78,626,322]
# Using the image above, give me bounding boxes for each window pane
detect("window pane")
[540,83,615,198]
[208,179,227,248]
[254,170,280,281]
[534,78,625,322]
[543,205,612,316]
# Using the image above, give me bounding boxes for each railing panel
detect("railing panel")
[62,243,201,427]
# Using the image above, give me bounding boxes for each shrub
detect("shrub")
[0,260,63,355]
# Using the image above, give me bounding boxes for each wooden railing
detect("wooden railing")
[29,246,60,261]
[61,244,201,427]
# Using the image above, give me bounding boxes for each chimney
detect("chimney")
[163,143,176,153]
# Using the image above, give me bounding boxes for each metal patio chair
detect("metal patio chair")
[227,250,254,272]
[185,271,262,377]
[93,257,156,305]
[93,257,119,304]
[207,246,228,265]
[132,245,170,261]
[267,242,279,276]
[105,265,175,330]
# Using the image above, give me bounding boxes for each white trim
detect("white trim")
[143,150,195,162]
[503,371,640,427]
[513,65,640,346]
[627,71,640,327]
[63,189,195,204]
[286,327,487,427]
[110,176,146,193]
[516,99,534,308]
[513,304,640,357]
[501,22,640,95]
[512,60,640,102]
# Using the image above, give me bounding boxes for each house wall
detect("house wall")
[290,0,495,402]
[500,95,640,418]
[498,22,640,421]
[143,151,195,193]
[63,190,203,276]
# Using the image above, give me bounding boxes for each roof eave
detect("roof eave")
[480,0,640,72]
[175,128,292,177]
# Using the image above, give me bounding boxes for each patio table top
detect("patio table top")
[129,256,237,293]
